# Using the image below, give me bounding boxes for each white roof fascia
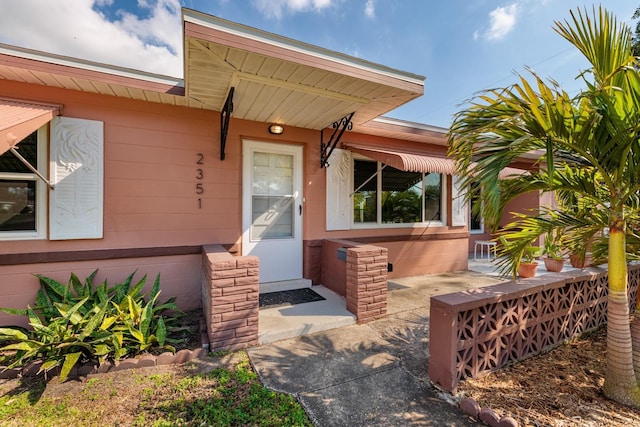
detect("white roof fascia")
[372,116,449,134]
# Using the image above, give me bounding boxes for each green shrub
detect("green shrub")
[0,270,181,381]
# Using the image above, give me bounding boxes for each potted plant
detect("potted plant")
[569,235,594,268]
[542,230,565,272]
[569,250,592,268]
[518,242,540,278]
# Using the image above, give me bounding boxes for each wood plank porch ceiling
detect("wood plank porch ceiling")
[183,9,425,130]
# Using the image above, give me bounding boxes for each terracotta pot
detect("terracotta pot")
[543,257,565,272]
[569,253,592,268]
[518,262,538,278]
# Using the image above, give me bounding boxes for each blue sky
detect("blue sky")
[0,1,637,128]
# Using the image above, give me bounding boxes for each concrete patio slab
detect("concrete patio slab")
[299,367,474,427]
[249,323,397,395]
[248,269,493,426]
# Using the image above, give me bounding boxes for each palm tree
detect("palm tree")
[633,6,640,56]
[448,7,640,407]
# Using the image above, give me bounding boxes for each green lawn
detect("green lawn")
[0,352,312,427]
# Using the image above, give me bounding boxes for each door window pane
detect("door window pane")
[251,195,294,239]
[252,152,293,195]
[251,152,294,240]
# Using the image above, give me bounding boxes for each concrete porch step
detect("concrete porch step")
[258,285,356,345]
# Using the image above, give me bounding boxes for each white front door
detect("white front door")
[242,140,303,283]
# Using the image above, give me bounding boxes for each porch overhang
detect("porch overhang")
[182,9,425,130]
[0,97,61,155]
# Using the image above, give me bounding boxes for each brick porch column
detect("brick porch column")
[345,245,388,323]
[202,244,259,351]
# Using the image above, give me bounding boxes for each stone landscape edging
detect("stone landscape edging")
[0,317,211,381]
[460,396,519,427]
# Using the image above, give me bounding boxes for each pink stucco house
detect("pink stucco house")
[0,8,538,349]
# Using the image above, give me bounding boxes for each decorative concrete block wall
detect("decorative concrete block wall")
[201,244,259,351]
[346,245,388,323]
[429,264,640,392]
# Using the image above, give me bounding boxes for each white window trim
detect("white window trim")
[0,126,48,240]
[351,157,447,229]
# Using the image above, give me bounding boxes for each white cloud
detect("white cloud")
[364,0,375,19]
[253,0,335,20]
[114,0,182,55]
[0,0,183,77]
[485,4,518,41]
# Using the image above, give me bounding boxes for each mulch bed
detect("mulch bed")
[455,327,640,426]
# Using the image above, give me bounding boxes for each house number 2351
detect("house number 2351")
[196,153,204,208]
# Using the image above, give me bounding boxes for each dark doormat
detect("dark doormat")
[259,287,326,308]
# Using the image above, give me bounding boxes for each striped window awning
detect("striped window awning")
[344,142,456,174]
[0,98,62,155]
[344,142,527,178]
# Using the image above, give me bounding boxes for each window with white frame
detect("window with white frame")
[0,128,47,239]
[469,181,483,233]
[352,158,445,226]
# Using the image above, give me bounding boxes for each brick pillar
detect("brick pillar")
[427,296,458,392]
[345,245,388,323]
[202,244,259,351]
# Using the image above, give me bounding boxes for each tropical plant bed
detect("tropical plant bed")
[0,270,211,382]
[455,326,640,426]
[0,308,206,380]
[0,351,312,426]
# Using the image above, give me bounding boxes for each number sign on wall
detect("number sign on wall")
[196,153,204,209]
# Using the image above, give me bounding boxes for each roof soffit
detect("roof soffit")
[183,9,424,130]
[0,45,190,108]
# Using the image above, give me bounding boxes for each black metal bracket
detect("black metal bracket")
[320,112,354,168]
[220,87,234,161]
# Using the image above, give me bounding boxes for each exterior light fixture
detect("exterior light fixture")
[268,124,284,135]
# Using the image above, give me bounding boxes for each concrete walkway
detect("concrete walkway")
[248,269,506,426]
